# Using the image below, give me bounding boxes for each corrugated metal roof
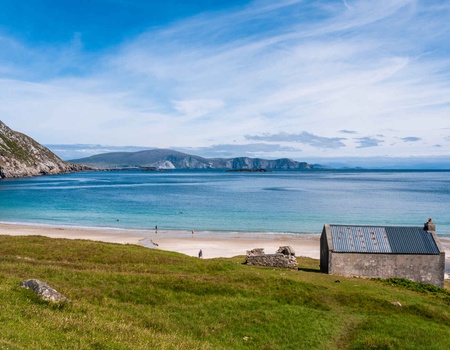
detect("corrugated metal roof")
[330,225,440,254]
[385,227,440,254]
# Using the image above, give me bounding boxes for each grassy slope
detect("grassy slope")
[0,235,449,350]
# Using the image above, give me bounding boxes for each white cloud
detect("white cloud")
[355,137,385,148]
[1,0,450,158]
[182,142,301,159]
[246,132,347,149]
[401,137,421,142]
[172,99,225,118]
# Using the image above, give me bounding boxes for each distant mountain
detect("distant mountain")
[70,149,315,170]
[208,156,313,170]
[0,121,93,178]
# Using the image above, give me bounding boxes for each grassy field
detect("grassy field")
[1,235,449,349]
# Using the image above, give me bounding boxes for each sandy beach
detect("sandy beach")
[0,222,321,258]
[1,222,449,277]
[140,229,321,259]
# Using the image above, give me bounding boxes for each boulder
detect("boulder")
[20,279,70,303]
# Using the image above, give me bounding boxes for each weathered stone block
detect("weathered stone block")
[20,279,70,303]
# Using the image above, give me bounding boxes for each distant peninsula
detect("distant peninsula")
[70,149,318,171]
[225,168,271,173]
[0,119,320,177]
[0,121,94,178]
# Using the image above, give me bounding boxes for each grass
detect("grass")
[1,235,449,349]
[0,133,32,164]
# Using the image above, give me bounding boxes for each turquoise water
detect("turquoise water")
[1,170,450,235]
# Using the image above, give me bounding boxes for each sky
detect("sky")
[1,0,450,164]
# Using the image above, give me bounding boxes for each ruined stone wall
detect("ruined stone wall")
[246,254,298,269]
[245,247,298,269]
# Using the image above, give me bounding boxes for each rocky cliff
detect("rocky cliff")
[210,156,311,170]
[0,121,93,178]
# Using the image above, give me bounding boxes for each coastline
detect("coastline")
[0,222,320,259]
[1,222,449,278]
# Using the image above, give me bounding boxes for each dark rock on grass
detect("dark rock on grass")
[20,279,70,303]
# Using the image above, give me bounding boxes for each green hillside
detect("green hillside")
[1,235,449,349]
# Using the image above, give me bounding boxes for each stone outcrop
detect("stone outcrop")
[0,120,94,178]
[20,279,70,303]
[245,246,298,269]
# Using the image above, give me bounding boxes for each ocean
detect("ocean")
[1,169,450,236]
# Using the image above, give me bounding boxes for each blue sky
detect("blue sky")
[1,0,450,163]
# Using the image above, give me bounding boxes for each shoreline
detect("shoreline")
[1,222,449,278]
[0,220,319,237]
[0,222,321,259]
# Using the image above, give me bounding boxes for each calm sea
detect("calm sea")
[1,170,449,236]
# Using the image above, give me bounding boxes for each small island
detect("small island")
[225,168,271,172]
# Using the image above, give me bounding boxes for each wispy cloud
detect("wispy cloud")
[183,142,301,158]
[245,132,347,149]
[45,144,155,160]
[340,129,357,134]
[400,136,421,142]
[355,137,385,148]
[1,0,450,158]
[172,99,225,118]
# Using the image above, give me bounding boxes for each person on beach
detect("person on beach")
[198,249,203,258]
[192,229,194,236]
[155,225,158,233]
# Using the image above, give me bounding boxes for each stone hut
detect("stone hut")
[246,246,298,269]
[320,222,445,287]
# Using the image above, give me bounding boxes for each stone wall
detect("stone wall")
[328,251,445,287]
[245,246,298,269]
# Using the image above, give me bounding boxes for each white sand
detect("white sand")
[141,229,321,259]
[0,223,320,259]
[0,223,145,244]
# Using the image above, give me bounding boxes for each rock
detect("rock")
[226,169,270,172]
[391,301,402,307]
[20,279,70,303]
